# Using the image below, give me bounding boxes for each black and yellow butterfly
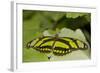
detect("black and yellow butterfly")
[26,36,88,56]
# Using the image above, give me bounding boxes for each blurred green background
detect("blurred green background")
[23,10,91,62]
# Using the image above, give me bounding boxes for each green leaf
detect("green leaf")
[23,48,48,62]
[66,12,87,18]
[42,11,66,21]
[23,10,35,20]
[84,13,91,22]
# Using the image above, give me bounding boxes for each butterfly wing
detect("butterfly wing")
[52,38,72,56]
[53,37,88,56]
[27,36,54,53]
[27,36,88,56]
[60,37,88,50]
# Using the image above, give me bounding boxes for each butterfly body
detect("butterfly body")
[27,36,88,56]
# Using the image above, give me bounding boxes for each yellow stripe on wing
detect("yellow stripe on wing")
[34,37,50,47]
[40,41,54,47]
[54,41,69,49]
[62,38,78,48]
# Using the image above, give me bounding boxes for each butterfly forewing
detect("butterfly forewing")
[61,37,79,49]
[61,37,88,50]
[29,36,54,53]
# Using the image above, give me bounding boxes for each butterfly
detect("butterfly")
[26,36,88,56]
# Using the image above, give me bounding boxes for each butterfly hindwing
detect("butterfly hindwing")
[53,47,72,56]
[36,46,52,53]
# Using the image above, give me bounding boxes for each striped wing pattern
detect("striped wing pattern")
[27,36,88,56]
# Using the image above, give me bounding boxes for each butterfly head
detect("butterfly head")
[26,40,33,49]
